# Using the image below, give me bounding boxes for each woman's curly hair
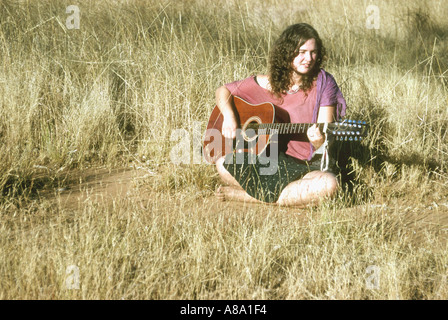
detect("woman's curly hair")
[268,23,326,99]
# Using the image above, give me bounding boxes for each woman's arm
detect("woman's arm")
[215,85,238,139]
[307,105,336,150]
[317,105,336,123]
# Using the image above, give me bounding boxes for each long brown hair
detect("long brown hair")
[268,23,326,99]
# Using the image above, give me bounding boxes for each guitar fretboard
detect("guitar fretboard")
[246,123,317,135]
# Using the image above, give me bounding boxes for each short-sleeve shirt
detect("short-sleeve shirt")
[225,68,346,161]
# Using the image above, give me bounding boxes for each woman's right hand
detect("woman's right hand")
[222,114,238,140]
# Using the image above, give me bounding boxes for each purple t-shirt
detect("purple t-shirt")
[225,69,347,161]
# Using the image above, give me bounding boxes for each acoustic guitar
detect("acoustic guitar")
[202,96,367,164]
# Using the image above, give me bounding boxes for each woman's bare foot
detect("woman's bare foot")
[215,185,261,204]
[214,185,228,202]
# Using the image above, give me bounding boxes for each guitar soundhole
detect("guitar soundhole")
[242,116,261,142]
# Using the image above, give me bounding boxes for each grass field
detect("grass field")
[0,0,448,300]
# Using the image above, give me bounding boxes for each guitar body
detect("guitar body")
[203,96,290,164]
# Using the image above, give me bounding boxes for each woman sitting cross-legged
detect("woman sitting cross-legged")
[213,23,347,207]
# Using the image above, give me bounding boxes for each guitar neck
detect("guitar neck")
[246,122,319,135]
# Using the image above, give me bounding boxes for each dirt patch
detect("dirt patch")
[45,167,152,210]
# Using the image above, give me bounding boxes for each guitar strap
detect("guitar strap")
[322,122,330,172]
[313,70,329,172]
[318,122,330,172]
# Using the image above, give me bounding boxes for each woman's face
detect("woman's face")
[292,38,318,75]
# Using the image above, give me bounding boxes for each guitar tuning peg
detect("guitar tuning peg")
[349,136,353,141]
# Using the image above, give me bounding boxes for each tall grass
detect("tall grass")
[1,0,447,195]
[0,0,447,299]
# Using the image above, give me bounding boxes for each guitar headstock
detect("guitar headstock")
[327,119,368,141]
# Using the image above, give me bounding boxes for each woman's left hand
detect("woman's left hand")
[307,124,325,150]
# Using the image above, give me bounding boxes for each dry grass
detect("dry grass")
[0,0,448,300]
